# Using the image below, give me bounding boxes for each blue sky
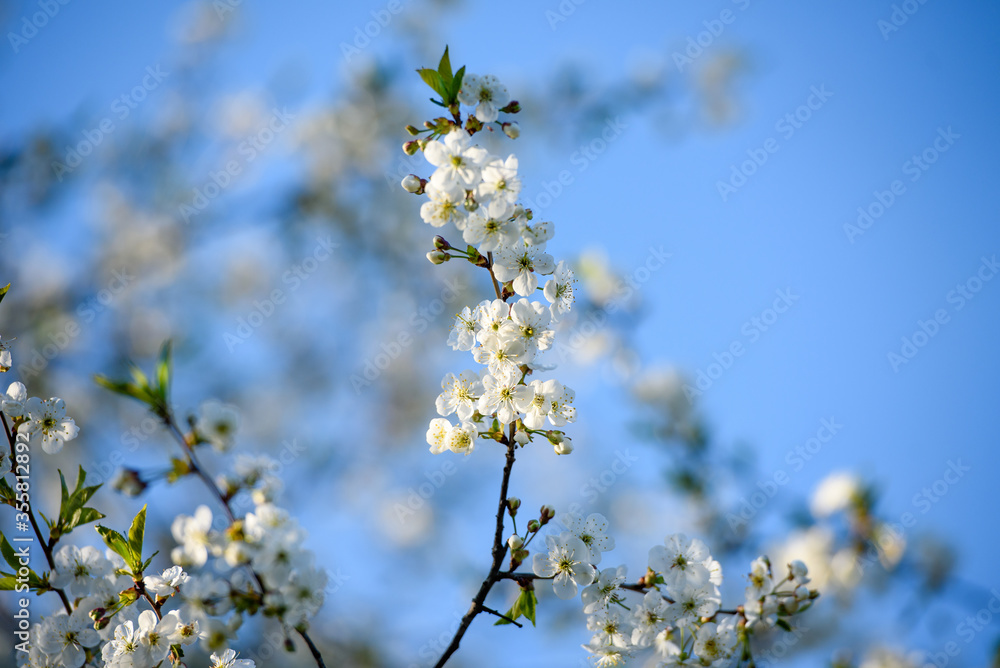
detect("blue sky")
[3,0,998,665]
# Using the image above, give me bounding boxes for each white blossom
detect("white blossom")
[532,532,595,599]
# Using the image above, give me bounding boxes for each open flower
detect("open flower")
[19,397,79,454]
[532,531,596,599]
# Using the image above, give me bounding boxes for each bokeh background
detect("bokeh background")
[1,0,998,666]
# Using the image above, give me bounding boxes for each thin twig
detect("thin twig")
[481,605,522,627]
[432,437,517,668]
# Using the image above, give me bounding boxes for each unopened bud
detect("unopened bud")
[112,468,146,497]
[403,140,420,156]
[507,497,521,515]
[501,100,521,114]
[507,534,523,550]
[527,519,540,533]
[502,122,520,139]
[553,436,573,455]
[513,430,530,445]
[433,235,451,250]
[284,637,296,652]
[405,125,420,136]
[465,116,483,133]
[401,174,422,193]
[426,251,450,265]
[89,607,106,621]
[95,617,110,631]
[540,505,556,522]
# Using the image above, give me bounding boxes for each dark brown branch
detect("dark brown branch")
[432,436,517,668]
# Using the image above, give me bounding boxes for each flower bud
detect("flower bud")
[426,251,450,265]
[405,125,420,136]
[540,505,556,522]
[95,617,111,631]
[403,140,420,155]
[501,100,521,114]
[89,607,106,621]
[553,436,574,455]
[401,174,422,193]
[527,519,540,533]
[507,534,523,550]
[502,122,520,139]
[507,497,521,515]
[513,430,529,445]
[433,235,451,250]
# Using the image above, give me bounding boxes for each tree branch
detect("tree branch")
[432,437,517,668]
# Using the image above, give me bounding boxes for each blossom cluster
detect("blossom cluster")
[406,73,580,458]
[0,336,324,667]
[170,499,327,631]
[532,513,817,667]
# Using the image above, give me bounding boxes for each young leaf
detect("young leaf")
[417,68,447,100]
[451,65,466,102]
[127,506,147,566]
[0,283,9,306]
[0,533,22,573]
[438,46,453,84]
[96,526,132,567]
[57,467,105,534]
[521,589,537,626]
[155,340,172,399]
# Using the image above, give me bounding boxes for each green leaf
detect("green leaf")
[96,525,132,567]
[0,283,9,306]
[127,506,147,567]
[521,590,537,626]
[438,46,453,84]
[155,340,172,398]
[451,65,466,102]
[57,467,105,534]
[493,589,536,626]
[0,533,22,572]
[0,575,17,590]
[0,477,14,503]
[417,68,447,100]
